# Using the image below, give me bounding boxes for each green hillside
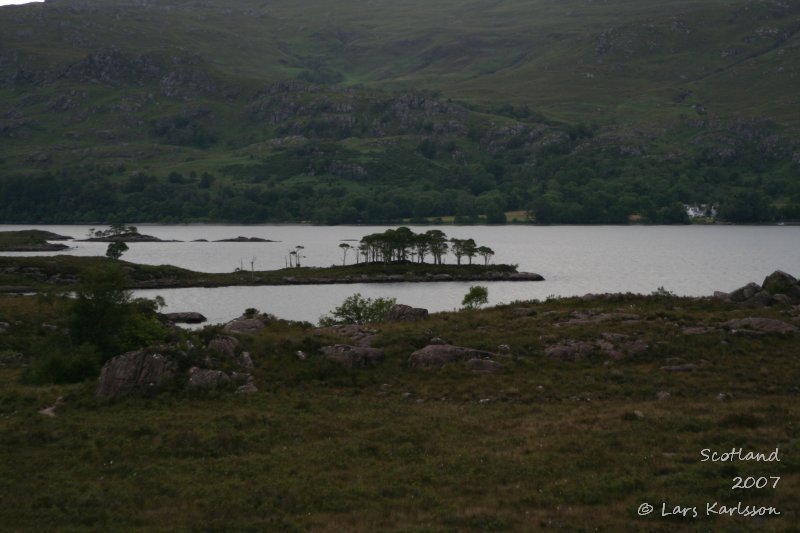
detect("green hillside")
[1,0,799,223]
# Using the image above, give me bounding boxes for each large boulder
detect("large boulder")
[729,282,762,303]
[762,270,798,294]
[762,270,800,303]
[164,312,207,324]
[320,344,385,368]
[409,344,497,368]
[187,367,230,388]
[207,335,253,369]
[96,348,177,399]
[386,304,429,322]
[208,335,240,359]
[223,316,267,333]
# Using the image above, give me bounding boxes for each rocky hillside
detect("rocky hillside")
[1,0,799,223]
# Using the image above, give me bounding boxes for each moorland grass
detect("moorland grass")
[0,291,798,530]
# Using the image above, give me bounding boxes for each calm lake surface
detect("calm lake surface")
[2,224,799,325]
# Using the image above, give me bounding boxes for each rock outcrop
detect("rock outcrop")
[715,271,800,307]
[314,324,377,347]
[386,304,429,322]
[96,348,177,399]
[409,344,497,368]
[721,317,798,335]
[223,315,269,333]
[187,367,230,389]
[320,344,385,368]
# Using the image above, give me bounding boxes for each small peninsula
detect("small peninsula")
[0,230,72,252]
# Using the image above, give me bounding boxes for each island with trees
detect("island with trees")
[0,227,542,292]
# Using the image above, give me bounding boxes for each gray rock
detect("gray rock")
[223,316,267,333]
[96,348,177,399]
[164,312,207,324]
[623,340,649,355]
[656,391,671,401]
[230,372,253,385]
[762,270,798,295]
[428,337,447,345]
[729,282,762,303]
[743,290,776,308]
[465,358,504,373]
[713,291,731,301]
[238,351,254,370]
[661,363,698,372]
[497,344,511,354]
[208,335,240,359]
[314,324,377,347]
[320,344,385,368]
[235,383,259,394]
[38,396,64,417]
[409,344,497,368]
[386,304,429,322]
[545,341,596,362]
[722,317,798,335]
[682,326,716,335]
[0,321,8,333]
[187,367,230,389]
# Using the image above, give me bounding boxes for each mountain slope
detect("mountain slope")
[1,0,798,223]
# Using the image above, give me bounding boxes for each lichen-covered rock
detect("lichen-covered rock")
[187,367,230,389]
[320,344,384,368]
[545,342,596,362]
[314,324,377,347]
[96,348,177,399]
[409,344,497,368]
[386,304,429,322]
[208,335,240,359]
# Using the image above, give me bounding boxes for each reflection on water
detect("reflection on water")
[2,224,799,324]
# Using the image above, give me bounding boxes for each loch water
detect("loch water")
[2,224,798,325]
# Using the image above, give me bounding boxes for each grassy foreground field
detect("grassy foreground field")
[1,291,798,530]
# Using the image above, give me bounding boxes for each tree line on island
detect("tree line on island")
[337,227,494,266]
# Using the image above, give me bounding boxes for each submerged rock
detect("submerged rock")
[164,312,207,324]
